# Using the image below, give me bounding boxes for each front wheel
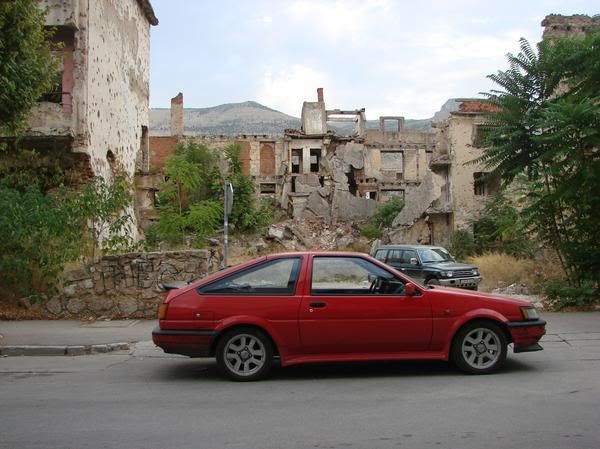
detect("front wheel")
[426,278,440,286]
[452,321,507,374]
[216,328,273,381]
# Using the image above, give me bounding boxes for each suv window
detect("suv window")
[311,256,405,295]
[199,258,301,295]
[374,250,388,262]
[387,249,402,264]
[401,250,418,264]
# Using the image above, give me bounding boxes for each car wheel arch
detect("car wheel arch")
[448,316,512,350]
[444,314,512,358]
[209,324,280,357]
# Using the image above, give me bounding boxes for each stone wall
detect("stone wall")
[44,250,217,319]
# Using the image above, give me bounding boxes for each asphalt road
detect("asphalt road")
[1,313,599,449]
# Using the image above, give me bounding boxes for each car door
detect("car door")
[298,255,432,355]
[401,249,423,281]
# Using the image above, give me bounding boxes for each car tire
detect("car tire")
[452,320,507,374]
[216,327,274,381]
[426,278,440,286]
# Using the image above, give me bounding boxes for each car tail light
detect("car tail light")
[158,303,169,320]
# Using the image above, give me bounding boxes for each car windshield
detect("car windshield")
[418,248,454,263]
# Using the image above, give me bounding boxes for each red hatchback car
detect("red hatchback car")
[153,252,546,381]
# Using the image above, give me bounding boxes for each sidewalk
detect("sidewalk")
[1,312,599,357]
[0,319,156,356]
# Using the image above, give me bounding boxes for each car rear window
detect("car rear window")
[198,258,301,295]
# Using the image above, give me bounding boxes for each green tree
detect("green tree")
[0,0,58,136]
[360,196,404,239]
[475,32,600,286]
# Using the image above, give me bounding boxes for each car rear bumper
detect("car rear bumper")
[152,326,216,357]
[506,319,546,352]
[438,276,482,289]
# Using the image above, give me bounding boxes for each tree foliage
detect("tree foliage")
[151,142,272,249]
[0,0,59,136]
[475,30,600,289]
[0,176,134,300]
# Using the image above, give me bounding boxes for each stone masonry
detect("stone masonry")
[44,250,218,319]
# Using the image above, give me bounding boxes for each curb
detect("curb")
[0,342,132,357]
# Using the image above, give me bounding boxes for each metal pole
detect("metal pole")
[223,180,228,269]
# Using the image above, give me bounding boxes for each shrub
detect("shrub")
[370,197,404,229]
[449,229,476,261]
[360,224,383,239]
[544,280,599,310]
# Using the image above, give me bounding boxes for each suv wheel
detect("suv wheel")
[426,278,440,286]
[452,321,507,374]
[216,327,273,381]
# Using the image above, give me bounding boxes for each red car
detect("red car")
[152,252,546,381]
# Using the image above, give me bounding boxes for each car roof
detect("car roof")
[265,251,372,258]
[375,245,444,250]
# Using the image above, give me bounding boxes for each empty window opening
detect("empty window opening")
[291,149,303,174]
[260,183,276,194]
[346,172,358,196]
[291,177,297,193]
[106,150,116,177]
[474,172,487,196]
[310,149,321,172]
[365,191,377,200]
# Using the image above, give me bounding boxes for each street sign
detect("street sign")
[225,182,233,216]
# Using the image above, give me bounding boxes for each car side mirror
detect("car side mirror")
[405,282,416,296]
[410,257,419,265]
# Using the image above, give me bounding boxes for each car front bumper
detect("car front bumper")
[152,326,216,357]
[507,319,546,352]
[438,276,482,289]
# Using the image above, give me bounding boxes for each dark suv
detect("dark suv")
[372,245,482,290]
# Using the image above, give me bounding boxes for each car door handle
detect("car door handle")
[309,302,327,308]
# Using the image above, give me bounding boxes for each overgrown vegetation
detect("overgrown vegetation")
[148,142,273,249]
[0,174,134,300]
[471,30,600,306]
[0,0,59,136]
[360,196,404,239]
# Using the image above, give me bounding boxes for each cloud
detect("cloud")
[256,64,332,116]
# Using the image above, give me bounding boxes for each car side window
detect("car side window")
[374,249,387,262]
[401,250,418,264]
[311,257,405,295]
[387,249,402,264]
[199,258,301,295]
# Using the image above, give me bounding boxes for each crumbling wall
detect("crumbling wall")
[85,0,151,184]
[44,250,219,319]
[448,112,489,229]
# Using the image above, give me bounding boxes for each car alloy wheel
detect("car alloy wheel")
[216,328,273,381]
[461,328,501,370]
[452,321,507,374]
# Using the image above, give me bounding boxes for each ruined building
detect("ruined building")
[138,89,499,246]
[2,0,158,188]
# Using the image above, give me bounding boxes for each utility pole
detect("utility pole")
[222,181,233,269]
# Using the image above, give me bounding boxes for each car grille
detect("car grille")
[454,269,475,277]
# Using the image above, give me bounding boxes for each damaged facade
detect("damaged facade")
[139,89,498,246]
[2,0,157,233]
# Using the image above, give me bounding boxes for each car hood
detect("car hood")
[430,285,533,307]
[423,261,476,271]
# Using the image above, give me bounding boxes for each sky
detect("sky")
[149,0,598,120]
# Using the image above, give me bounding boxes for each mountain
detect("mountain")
[149,101,299,136]
[149,99,464,136]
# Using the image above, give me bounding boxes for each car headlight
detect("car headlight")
[521,306,539,321]
[472,269,479,276]
[445,271,453,278]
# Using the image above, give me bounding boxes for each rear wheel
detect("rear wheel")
[452,321,507,374]
[216,328,273,381]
